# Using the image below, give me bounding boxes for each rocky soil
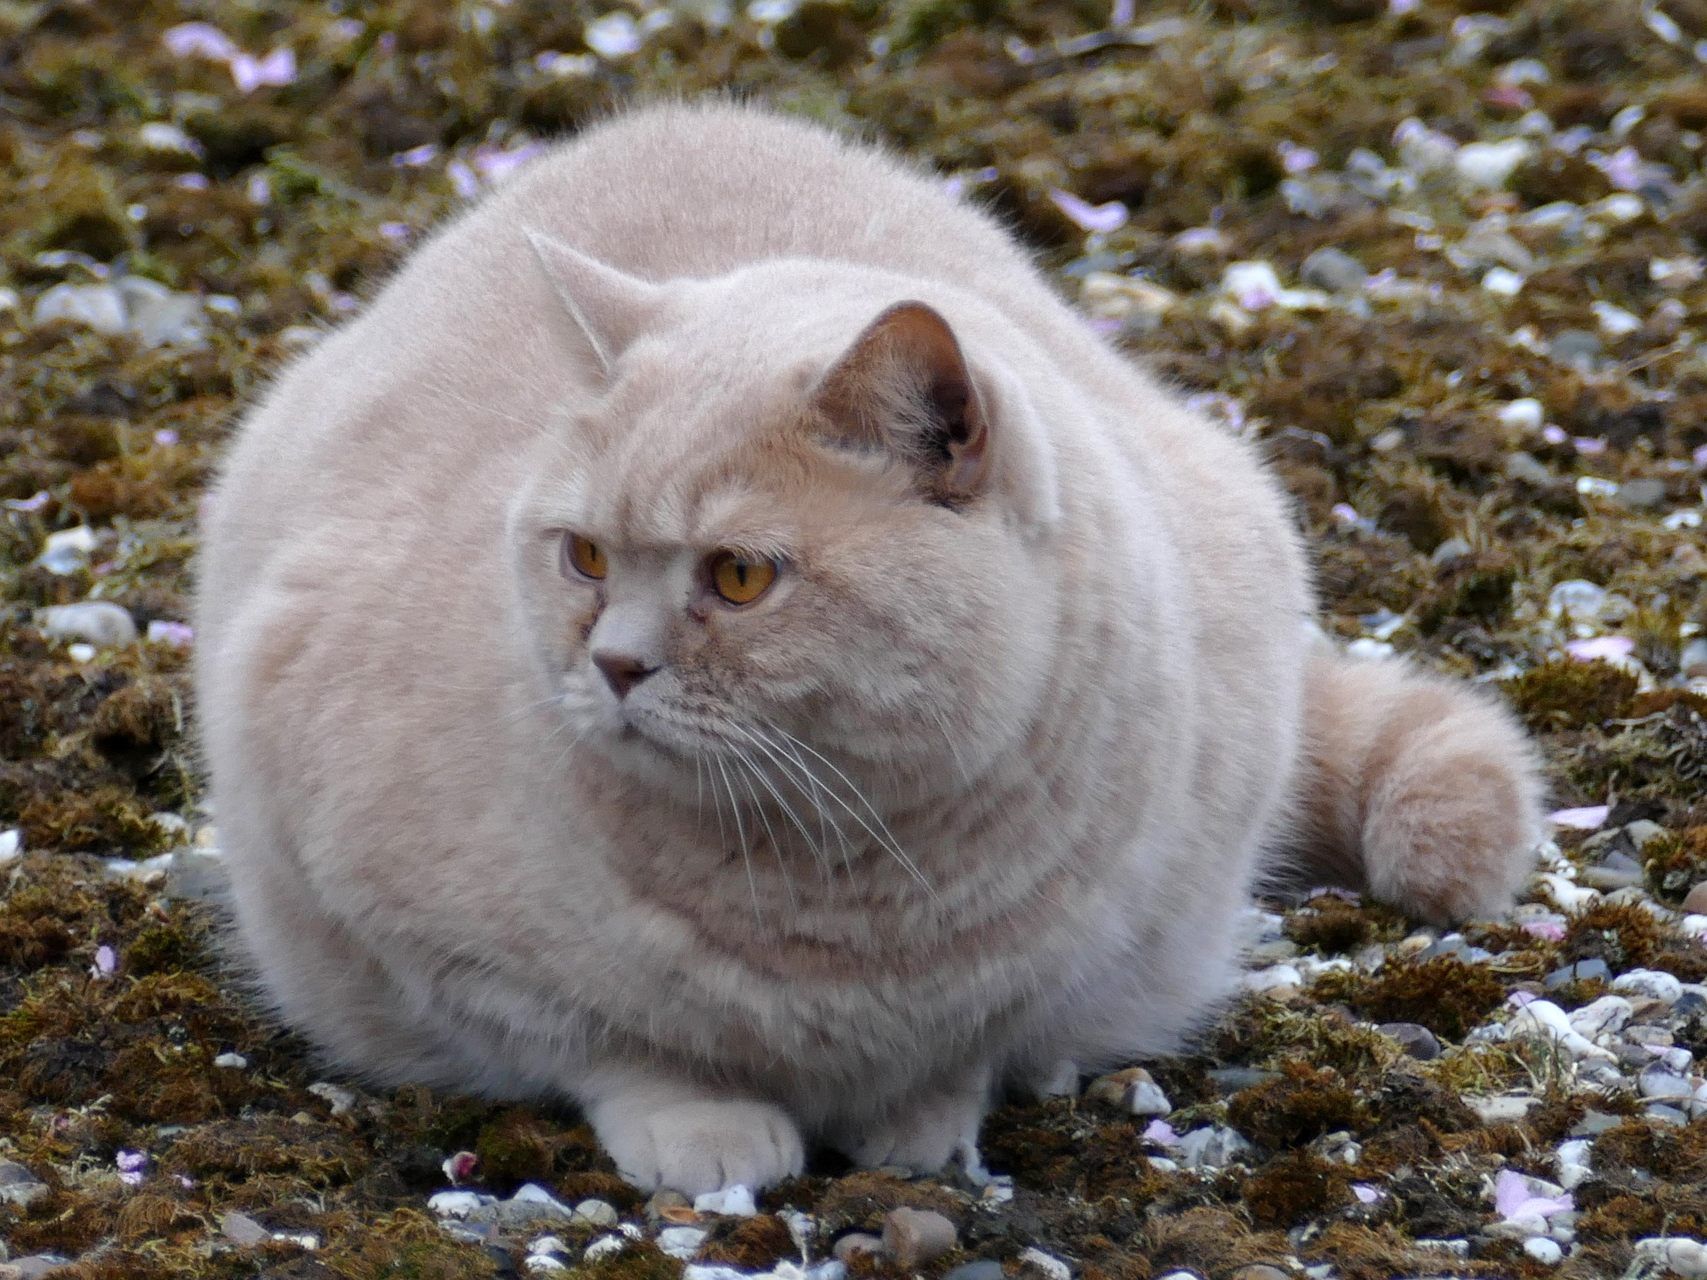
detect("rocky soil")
[4,0,1707,1277]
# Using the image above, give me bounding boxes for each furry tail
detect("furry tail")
[1285,641,1544,924]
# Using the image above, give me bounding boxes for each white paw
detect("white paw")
[844,1088,987,1174]
[593,1096,805,1196]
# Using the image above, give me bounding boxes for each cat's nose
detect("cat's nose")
[592,651,659,699]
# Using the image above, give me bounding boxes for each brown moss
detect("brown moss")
[1240,1149,1351,1228]
[1317,957,1506,1041]
[697,1213,797,1268]
[1642,826,1707,902]
[166,1118,370,1187]
[1286,898,1374,953]
[813,1170,969,1233]
[1226,1061,1366,1149]
[17,784,168,855]
[473,1107,559,1186]
[1562,901,1707,981]
[1504,660,1637,733]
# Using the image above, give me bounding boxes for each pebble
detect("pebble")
[832,1233,883,1263]
[222,1211,271,1245]
[116,275,207,347]
[943,1264,1004,1280]
[1543,958,1610,989]
[1633,1238,1707,1277]
[574,1199,618,1226]
[1377,1022,1441,1060]
[1614,970,1683,1003]
[1682,638,1707,679]
[1300,246,1367,293]
[1470,1095,1541,1124]
[1245,963,1301,995]
[1509,998,1614,1060]
[693,1184,756,1216]
[428,1190,495,1218]
[33,282,127,334]
[658,1227,709,1259]
[0,1162,48,1210]
[1018,1248,1072,1280]
[33,526,96,575]
[646,1188,692,1219]
[1568,995,1633,1040]
[1208,1067,1281,1094]
[582,1235,627,1261]
[1638,1066,1695,1100]
[1175,1125,1253,1170]
[9,1258,73,1279]
[1454,138,1532,189]
[34,602,138,648]
[1085,1067,1171,1116]
[1523,1237,1563,1265]
[213,1052,248,1069]
[1548,329,1603,368]
[1683,883,1707,914]
[0,829,20,864]
[1228,1268,1291,1280]
[882,1208,958,1268]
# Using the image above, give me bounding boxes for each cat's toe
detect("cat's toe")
[597,1098,804,1196]
[845,1091,985,1174]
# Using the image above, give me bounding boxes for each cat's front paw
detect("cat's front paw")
[839,1085,988,1174]
[592,1094,805,1196]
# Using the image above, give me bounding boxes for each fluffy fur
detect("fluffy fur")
[194,101,1543,1195]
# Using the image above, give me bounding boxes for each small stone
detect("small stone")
[0,1163,48,1210]
[1633,1237,1707,1278]
[222,1212,271,1246]
[34,601,138,648]
[1497,398,1545,431]
[1568,995,1633,1039]
[33,526,97,575]
[573,1199,618,1226]
[646,1188,692,1220]
[1615,478,1667,512]
[943,1262,1006,1280]
[1544,958,1611,989]
[1524,1237,1563,1265]
[1682,639,1707,679]
[1455,138,1533,189]
[657,1227,708,1260]
[428,1190,495,1218]
[1245,963,1301,994]
[1377,1022,1441,1060]
[1614,970,1683,1004]
[11,1258,74,1280]
[1470,1095,1541,1124]
[833,1234,883,1263]
[1548,329,1603,368]
[1175,1124,1254,1170]
[1085,1067,1171,1116]
[882,1208,958,1268]
[1229,1268,1292,1280]
[582,1235,626,1262]
[116,276,206,348]
[1683,883,1707,914]
[1208,1067,1281,1094]
[1300,246,1367,293]
[213,1052,248,1069]
[1639,1066,1694,1100]
[33,282,127,334]
[1018,1248,1072,1280]
[693,1184,756,1217]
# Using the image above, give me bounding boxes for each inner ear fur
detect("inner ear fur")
[810,301,991,502]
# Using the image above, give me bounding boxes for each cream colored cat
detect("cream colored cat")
[195,101,1542,1195]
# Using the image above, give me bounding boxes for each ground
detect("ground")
[3,0,1707,1277]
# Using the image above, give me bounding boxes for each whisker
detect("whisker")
[725,724,834,876]
[731,752,797,912]
[713,756,762,927]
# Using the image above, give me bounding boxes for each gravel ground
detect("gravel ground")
[4,1,1707,1277]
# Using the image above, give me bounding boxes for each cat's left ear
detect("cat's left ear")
[525,230,660,375]
[810,301,992,503]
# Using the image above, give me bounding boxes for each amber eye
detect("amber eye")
[564,533,607,580]
[709,551,779,606]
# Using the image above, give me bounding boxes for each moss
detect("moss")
[1504,660,1638,733]
[1642,826,1707,902]
[1315,957,1507,1041]
[1226,1062,1366,1149]
[697,1213,797,1268]
[17,784,169,856]
[1561,901,1707,982]
[1240,1149,1351,1228]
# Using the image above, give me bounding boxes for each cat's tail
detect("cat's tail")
[1283,640,1545,924]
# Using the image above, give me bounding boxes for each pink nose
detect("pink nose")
[593,652,659,699]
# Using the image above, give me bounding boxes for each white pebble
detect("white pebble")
[1639,1067,1695,1100]
[33,282,127,335]
[693,1184,755,1216]
[1244,963,1302,994]
[658,1227,708,1259]
[1482,266,1526,296]
[526,1256,569,1274]
[1454,138,1533,190]
[584,11,642,57]
[573,1198,618,1226]
[1524,1237,1564,1265]
[1497,398,1544,431]
[529,1235,569,1255]
[212,1052,248,1069]
[1613,970,1683,1003]
[1591,300,1642,337]
[1019,1247,1073,1280]
[67,643,97,663]
[139,121,202,156]
[428,1190,493,1218]
[1469,1095,1541,1124]
[1508,998,1614,1060]
[1633,1238,1707,1278]
[0,829,21,864]
[33,525,97,575]
[583,1235,627,1261]
[1568,995,1633,1040]
[35,602,138,648]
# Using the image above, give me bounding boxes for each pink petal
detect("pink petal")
[447,160,479,199]
[1521,920,1566,941]
[1573,437,1607,456]
[1048,189,1129,235]
[162,22,238,61]
[116,1149,148,1173]
[1542,424,1569,445]
[229,53,262,93]
[1564,636,1634,662]
[94,944,117,976]
[1141,1119,1179,1146]
[1493,1169,1530,1218]
[1352,1183,1382,1204]
[153,429,179,447]
[147,620,194,649]
[254,47,296,87]
[1548,804,1609,831]
[392,143,440,168]
[1694,443,1707,471]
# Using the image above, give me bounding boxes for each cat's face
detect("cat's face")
[506,246,1061,806]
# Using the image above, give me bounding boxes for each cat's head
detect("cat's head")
[506,234,1065,807]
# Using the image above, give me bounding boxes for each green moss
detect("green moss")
[1226,1062,1366,1148]
[1315,957,1506,1041]
[1504,659,1638,733]
[1643,826,1707,902]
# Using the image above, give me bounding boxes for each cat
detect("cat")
[194,100,1543,1196]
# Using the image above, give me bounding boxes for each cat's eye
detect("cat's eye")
[708,551,779,606]
[564,533,607,581]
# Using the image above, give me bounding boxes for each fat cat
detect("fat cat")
[195,101,1542,1195]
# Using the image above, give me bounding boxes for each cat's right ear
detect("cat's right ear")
[525,231,660,376]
